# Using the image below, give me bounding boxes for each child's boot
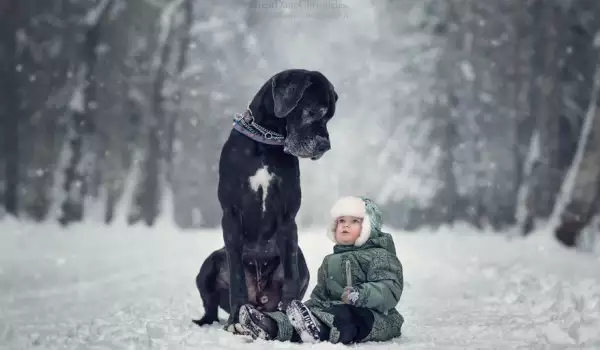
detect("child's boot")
[238,304,278,340]
[286,300,327,343]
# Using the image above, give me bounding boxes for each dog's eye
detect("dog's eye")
[301,106,328,124]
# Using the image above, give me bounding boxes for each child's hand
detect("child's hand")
[341,287,359,305]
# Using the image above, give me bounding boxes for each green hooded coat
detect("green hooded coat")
[265,196,404,343]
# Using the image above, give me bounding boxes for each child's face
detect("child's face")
[335,216,363,245]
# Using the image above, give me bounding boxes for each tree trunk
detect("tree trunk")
[165,0,193,175]
[509,1,535,234]
[426,0,464,228]
[0,0,21,217]
[553,62,600,247]
[436,91,461,225]
[526,1,563,220]
[134,2,185,226]
[59,3,110,225]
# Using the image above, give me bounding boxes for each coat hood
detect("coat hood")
[328,196,393,251]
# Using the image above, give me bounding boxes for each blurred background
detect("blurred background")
[1,0,599,251]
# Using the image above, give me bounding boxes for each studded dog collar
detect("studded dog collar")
[232,109,285,146]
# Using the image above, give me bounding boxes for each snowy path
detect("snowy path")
[1,220,599,349]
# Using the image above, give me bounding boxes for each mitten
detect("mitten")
[341,287,359,305]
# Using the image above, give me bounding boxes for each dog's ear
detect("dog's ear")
[327,87,338,118]
[271,71,312,118]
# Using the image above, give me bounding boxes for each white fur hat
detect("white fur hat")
[327,196,373,247]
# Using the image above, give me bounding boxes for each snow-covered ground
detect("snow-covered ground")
[1,219,599,349]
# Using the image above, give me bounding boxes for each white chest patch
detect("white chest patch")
[248,166,273,213]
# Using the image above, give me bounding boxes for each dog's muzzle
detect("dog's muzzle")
[313,139,331,159]
[308,137,331,160]
[283,135,330,160]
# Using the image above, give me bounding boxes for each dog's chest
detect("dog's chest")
[247,165,277,213]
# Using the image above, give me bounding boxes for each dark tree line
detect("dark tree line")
[0,0,198,226]
[375,0,600,250]
[1,0,599,251]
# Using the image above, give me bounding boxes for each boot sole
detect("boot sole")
[286,300,321,343]
[239,305,273,340]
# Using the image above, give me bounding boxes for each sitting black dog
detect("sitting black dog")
[217,69,338,328]
[192,244,310,327]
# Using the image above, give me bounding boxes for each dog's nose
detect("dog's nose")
[315,137,331,153]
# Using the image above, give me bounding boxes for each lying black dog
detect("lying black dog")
[217,69,338,327]
[192,244,310,327]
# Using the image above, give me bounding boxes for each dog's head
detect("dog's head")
[266,69,338,160]
[242,246,281,290]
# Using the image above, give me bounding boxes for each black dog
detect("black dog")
[192,244,310,327]
[217,69,338,327]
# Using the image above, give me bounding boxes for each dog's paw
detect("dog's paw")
[234,323,250,335]
[224,323,235,333]
[192,317,216,327]
[224,323,250,335]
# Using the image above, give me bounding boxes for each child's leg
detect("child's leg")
[329,304,375,344]
[286,300,330,343]
[238,304,298,342]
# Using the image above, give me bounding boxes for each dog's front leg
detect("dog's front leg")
[277,218,300,310]
[222,211,246,328]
